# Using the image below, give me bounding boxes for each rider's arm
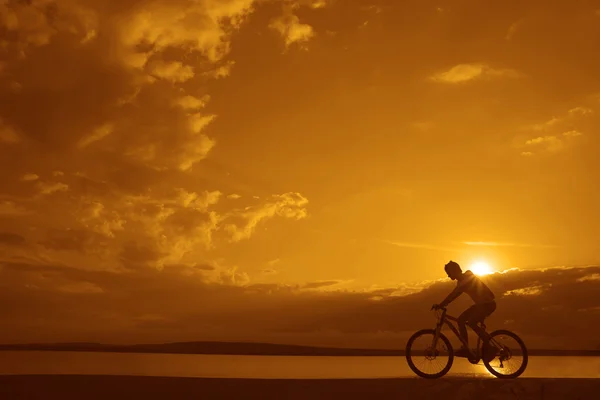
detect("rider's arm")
[439,286,463,308]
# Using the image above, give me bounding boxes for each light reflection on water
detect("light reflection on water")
[0,352,598,379]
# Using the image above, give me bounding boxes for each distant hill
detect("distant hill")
[0,342,398,356]
[1,341,599,357]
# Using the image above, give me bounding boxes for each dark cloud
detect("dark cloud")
[0,232,26,246]
[1,263,599,349]
[0,0,316,272]
[302,280,344,289]
[39,228,109,253]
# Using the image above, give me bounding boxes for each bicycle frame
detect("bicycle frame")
[432,307,497,357]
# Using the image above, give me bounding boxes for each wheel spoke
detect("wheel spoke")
[483,330,528,378]
[406,330,453,378]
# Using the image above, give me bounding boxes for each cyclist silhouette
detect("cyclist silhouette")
[432,260,496,357]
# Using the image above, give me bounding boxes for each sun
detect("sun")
[470,261,494,276]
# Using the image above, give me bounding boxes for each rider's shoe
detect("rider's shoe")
[482,343,498,363]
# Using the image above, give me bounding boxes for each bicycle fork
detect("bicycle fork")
[430,317,444,353]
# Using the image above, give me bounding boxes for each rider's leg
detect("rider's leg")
[466,302,497,340]
[458,306,477,349]
[473,301,496,326]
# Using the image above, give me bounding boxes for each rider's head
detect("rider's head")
[444,260,462,280]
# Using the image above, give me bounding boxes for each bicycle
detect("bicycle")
[405,305,528,379]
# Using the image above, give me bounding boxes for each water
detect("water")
[0,351,598,379]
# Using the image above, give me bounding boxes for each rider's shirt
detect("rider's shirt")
[456,270,495,304]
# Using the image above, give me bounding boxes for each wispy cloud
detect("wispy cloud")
[577,273,600,282]
[525,107,593,132]
[0,200,30,216]
[429,63,522,84]
[506,20,524,40]
[522,130,584,155]
[385,240,558,251]
[463,241,558,249]
[528,117,561,132]
[504,285,545,296]
[302,280,350,290]
[568,107,594,117]
[383,240,458,252]
[519,106,592,156]
[21,173,39,181]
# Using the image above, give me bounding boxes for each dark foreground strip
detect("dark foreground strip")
[0,375,598,400]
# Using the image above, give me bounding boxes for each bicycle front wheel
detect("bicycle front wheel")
[483,329,528,379]
[405,329,454,379]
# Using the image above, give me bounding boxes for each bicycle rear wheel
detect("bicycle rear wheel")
[483,329,528,379]
[405,329,454,379]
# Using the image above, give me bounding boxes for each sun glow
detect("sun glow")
[470,261,494,276]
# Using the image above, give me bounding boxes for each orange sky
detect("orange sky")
[0,0,599,348]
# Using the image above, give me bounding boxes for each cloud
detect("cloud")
[0,200,29,216]
[568,107,594,117]
[577,273,600,282]
[0,117,19,143]
[463,241,557,248]
[383,240,458,253]
[267,258,281,266]
[519,105,592,155]
[562,130,583,137]
[225,193,309,242]
[388,240,559,253]
[174,95,210,111]
[39,228,110,254]
[504,285,545,296]
[59,281,104,294]
[77,124,114,149]
[36,181,70,196]
[522,131,583,154]
[269,3,316,48]
[506,20,524,40]
[20,173,39,181]
[529,117,561,132]
[1,262,599,349]
[429,63,522,84]
[262,268,278,275]
[0,232,27,247]
[526,107,593,132]
[110,0,257,67]
[525,135,562,149]
[147,61,195,83]
[0,0,327,350]
[0,0,82,50]
[0,0,333,174]
[308,0,328,8]
[0,0,323,276]
[1,1,223,170]
[302,280,346,290]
